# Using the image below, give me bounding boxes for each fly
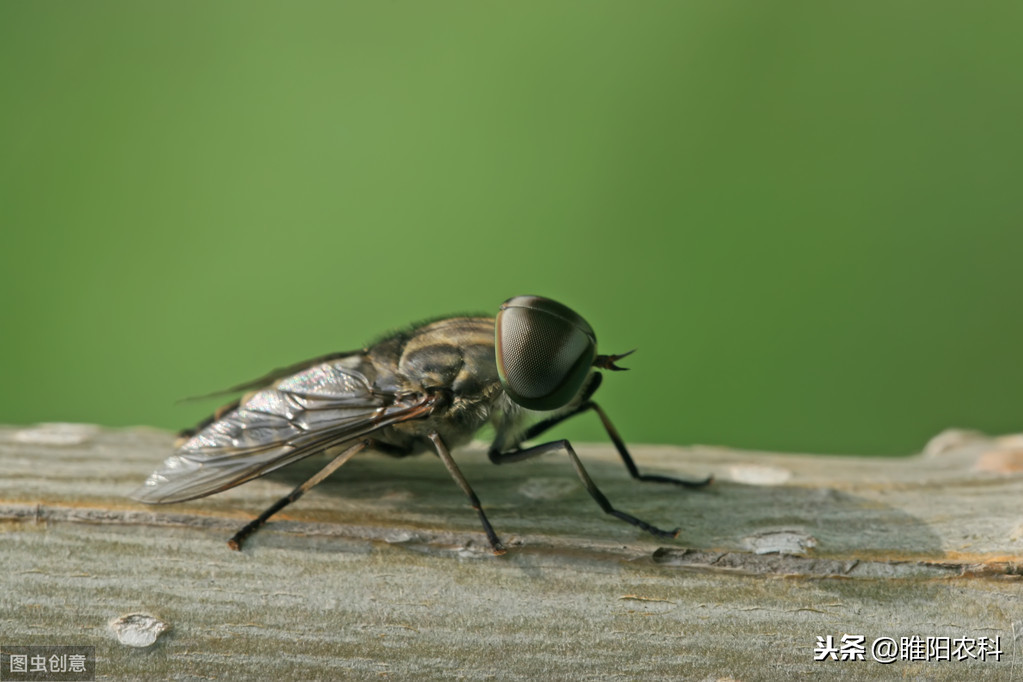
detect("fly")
[132,295,710,553]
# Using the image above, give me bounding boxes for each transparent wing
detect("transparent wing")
[179,350,358,402]
[132,359,433,504]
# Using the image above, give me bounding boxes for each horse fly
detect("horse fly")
[132,295,710,553]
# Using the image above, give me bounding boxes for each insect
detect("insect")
[132,296,710,553]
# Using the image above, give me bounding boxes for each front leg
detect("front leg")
[488,438,679,539]
[492,396,711,488]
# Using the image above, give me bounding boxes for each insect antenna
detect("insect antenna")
[593,349,636,371]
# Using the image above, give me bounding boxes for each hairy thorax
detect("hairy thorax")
[370,316,506,453]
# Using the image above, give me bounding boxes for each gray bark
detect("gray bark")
[1,424,1020,680]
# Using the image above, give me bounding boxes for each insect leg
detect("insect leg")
[427,432,506,554]
[227,438,370,551]
[490,439,679,539]
[493,400,711,488]
[590,402,712,487]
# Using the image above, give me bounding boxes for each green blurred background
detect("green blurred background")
[2,2,1021,456]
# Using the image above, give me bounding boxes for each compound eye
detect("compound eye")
[496,296,597,411]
